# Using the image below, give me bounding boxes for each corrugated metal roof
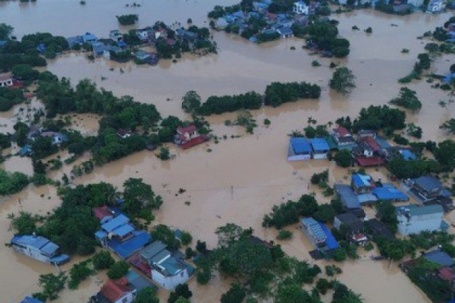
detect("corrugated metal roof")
[290,137,311,154]
[140,240,167,261]
[424,250,454,267]
[352,174,372,188]
[160,256,185,276]
[113,224,135,237]
[357,193,378,204]
[310,138,329,152]
[335,184,360,209]
[397,204,443,216]
[301,218,327,242]
[102,214,130,232]
[11,235,59,254]
[414,176,442,192]
[373,187,408,201]
[40,241,60,256]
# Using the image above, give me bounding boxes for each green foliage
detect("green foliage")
[234,111,257,134]
[12,64,39,82]
[116,14,138,25]
[68,260,93,289]
[0,133,11,149]
[158,146,171,160]
[122,178,162,220]
[181,90,201,113]
[262,194,319,229]
[375,201,398,233]
[352,105,406,132]
[332,282,363,303]
[275,282,312,303]
[134,287,159,303]
[312,60,321,67]
[107,261,130,280]
[334,150,352,168]
[315,278,333,295]
[435,140,455,170]
[365,27,373,33]
[196,266,211,284]
[198,91,262,115]
[9,211,38,235]
[180,231,193,246]
[0,23,13,40]
[221,283,247,303]
[376,238,414,261]
[409,231,455,250]
[36,273,67,301]
[440,118,455,134]
[151,224,181,249]
[277,230,293,240]
[0,170,29,196]
[325,265,342,276]
[329,67,356,94]
[168,283,192,303]
[92,251,115,270]
[407,123,422,138]
[311,170,329,184]
[414,53,431,74]
[264,82,321,107]
[0,87,26,111]
[332,248,347,262]
[390,87,422,111]
[387,157,439,179]
[313,204,336,223]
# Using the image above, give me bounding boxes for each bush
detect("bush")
[107,261,130,279]
[116,14,138,25]
[92,251,115,270]
[277,230,293,240]
[334,150,352,167]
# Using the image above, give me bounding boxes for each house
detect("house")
[0,72,13,87]
[310,138,329,159]
[396,204,444,236]
[117,129,132,139]
[423,250,454,267]
[20,297,44,303]
[357,129,376,138]
[10,234,70,265]
[92,278,137,303]
[407,175,450,202]
[334,213,363,232]
[40,131,68,145]
[351,173,375,194]
[293,1,309,14]
[36,43,46,53]
[95,214,151,259]
[135,50,159,65]
[334,184,361,210]
[300,218,339,253]
[66,35,83,48]
[176,29,199,42]
[93,206,114,224]
[174,124,208,149]
[136,28,152,41]
[332,126,356,146]
[372,184,409,202]
[92,41,108,57]
[288,137,311,161]
[83,32,98,43]
[365,218,395,240]
[136,240,191,290]
[427,0,445,12]
[109,30,123,42]
[276,26,293,38]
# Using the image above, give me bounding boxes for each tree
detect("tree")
[334,150,352,167]
[330,67,356,94]
[275,283,311,303]
[0,170,30,195]
[390,88,422,111]
[196,266,211,284]
[313,204,336,223]
[375,201,398,233]
[0,23,13,40]
[180,231,193,245]
[440,118,455,134]
[151,224,181,249]
[36,273,67,301]
[31,136,58,159]
[68,260,93,289]
[168,283,192,303]
[216,223,247,248]
[435,140,455,169]
[107,261,130,279]
[122,178,163,218]
[116,14,138,25]
[92,251,115,270]
[134,287,159,303]
[181,90,201,113]
[9,211,37,235]
[221,283,247,303]
[158,146,171,160]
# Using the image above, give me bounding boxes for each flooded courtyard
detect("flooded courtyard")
[1,0,454,302]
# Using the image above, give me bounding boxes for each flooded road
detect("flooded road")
[1,1,454,302]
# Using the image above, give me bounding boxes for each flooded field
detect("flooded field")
[1,0,454,302]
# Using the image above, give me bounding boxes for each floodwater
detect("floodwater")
[1,1,454,302]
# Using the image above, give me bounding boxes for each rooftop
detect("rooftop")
[20,297,44,303]
[424,250,454,267]
[334,184,360,209]
[310,138,329,152]
[373,186,408,201]
[140,240,167,261]
[11,235,59,255]
[101,214,130,232]
[290,137,311,154]
[100,278,132,303]
[334,126,350,137]
[397,204,443,216]
[177,125,197,134]
[352,173,373,188]
[93,206,113,221]
[413,175,443,192]
[108,230,151,259]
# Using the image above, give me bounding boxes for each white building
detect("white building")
[397,204,444,236]
[10,234,70,265]
[293,1,309,15]
[140,241,190,290]
[0,72,13,87]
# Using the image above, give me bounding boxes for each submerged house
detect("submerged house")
[333,213,367,245]
[20,297,44,303]
[288,137,311,161]
[95,214,151,259]
[427,0,445,13]
[396,204,444,236]
[133,240,191,290]
[10,234,70,265]
[351,173,375,194]
[93,205,114,224]
[332,126,355,147]
[406,175,450,203]
[300,217,339,254]
[293,1,309,14]
[174,125,208,149]
[310,138,329,159]
[91,278,137,303]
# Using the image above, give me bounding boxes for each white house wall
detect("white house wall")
[151,269,189,290]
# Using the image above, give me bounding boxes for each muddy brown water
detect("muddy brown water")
[1,1,454,302]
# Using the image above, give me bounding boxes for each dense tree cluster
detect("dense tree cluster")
[390,88,422,111]
[116,14,138,25]
[387,157,440,179]
[197,91,262,115]
[264,82,321,107]
[329,67,356,94]
[352,105,406,132]
[0,170,29,196]
[0,87,26,111]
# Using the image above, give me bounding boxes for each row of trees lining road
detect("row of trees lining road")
[186,81,321,116]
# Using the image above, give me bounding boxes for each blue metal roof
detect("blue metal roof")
[95,230,107,239]
[352,174,371,188]
[160,256,185,276]
[20,297,44,303]
[334,184,360,209]
[108,230,151,259]
[310,138,329,152]
[113,224,135,237]
[319,222,339,250]
[290,138,311,154]
[374,136,391,149]
[11,235,59,255]
[50,254,70,265]
[301,218,327,242]
[400,149,417,161]
[102,214,129,232]
[424,250,454,267]
[373,187,408,201]
[414,176,442,192]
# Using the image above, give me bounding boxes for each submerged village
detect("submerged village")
[1,0,455,303]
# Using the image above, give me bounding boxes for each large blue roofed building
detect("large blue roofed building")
[310,138,329,159]
[300,218,339,253]
[288,137,311,161]
[11,235,69,265]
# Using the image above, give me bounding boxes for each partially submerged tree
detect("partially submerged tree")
[329,67,356,94]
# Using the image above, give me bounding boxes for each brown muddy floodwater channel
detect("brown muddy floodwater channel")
[1,1,454,302]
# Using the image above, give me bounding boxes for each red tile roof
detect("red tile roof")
[335,126,350,137]
[100,278,130,302]
[438,267,454,281]
[177,125,197,134]
[362,136,381,152]
[356,157,384,167]
[93,206,112,221]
